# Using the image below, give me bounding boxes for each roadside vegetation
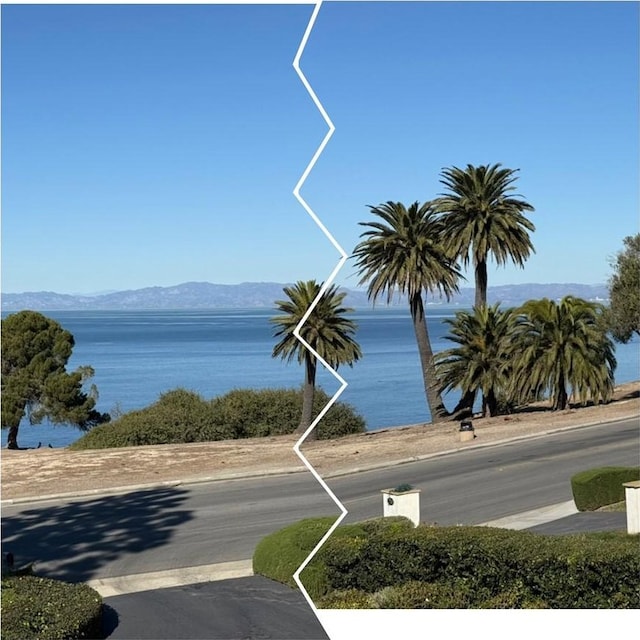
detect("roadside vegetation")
[69,387,365,450]
[254,466,640,609]
[254,516,640,609]
[1,566,103,640]
[571,466,640,512]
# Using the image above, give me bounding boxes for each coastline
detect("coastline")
[2,381,638,502]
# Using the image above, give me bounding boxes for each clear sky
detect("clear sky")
[2,1,638,294]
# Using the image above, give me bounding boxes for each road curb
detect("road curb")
[479,500,579,530]
[86,559,254,597]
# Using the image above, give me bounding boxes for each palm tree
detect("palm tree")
[509,296,616,411]
[353,201,461,423]
[271,280,361,437]
[435,304,515,417]
[434,163,535,309]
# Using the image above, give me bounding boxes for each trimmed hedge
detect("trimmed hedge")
[571,466,640,511]
[253,516,338,591]
[319,580,550,609]
[318,525,640,608]
[252,516,416,601]
[70,386,366,449]
[1,575,103,640]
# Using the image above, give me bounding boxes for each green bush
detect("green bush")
[314,393,366,439]
[370,580,479,609]
[571,466,640,511]
[253,516,338,591]
[1,575,103,640]
[319,525,640,609]
[252,517,414,601]
[71,386,366,449]
[317,589,374,609]
[476,580,549,609]
[255,517,640,609]
[317,579,549,609]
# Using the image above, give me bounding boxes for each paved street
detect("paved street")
[3,419,636,585]
[102,576,328,640]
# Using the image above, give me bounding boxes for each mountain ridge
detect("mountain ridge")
[1,281,609,311]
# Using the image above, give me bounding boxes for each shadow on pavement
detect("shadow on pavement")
[1,487,194,582]
[101,604,120,638]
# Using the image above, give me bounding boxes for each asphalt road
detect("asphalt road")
[2,418,638,584]
[102,576,328,640]
[334,416,640,525]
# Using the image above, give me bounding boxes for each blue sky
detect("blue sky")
[2,1,638,294]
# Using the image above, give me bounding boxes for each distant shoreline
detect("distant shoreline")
[1,281,610,312]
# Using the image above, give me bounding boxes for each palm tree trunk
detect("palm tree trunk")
[451,257,488,420]
[410,292,449,423]
[554,383,568,411]
[486,388,498,417]
[451,389,476,420]
[297,353,317,439]
[475,258,488,309]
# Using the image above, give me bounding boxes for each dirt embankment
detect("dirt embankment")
[2,382,638,501]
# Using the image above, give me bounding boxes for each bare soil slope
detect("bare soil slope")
[2,382,638,501]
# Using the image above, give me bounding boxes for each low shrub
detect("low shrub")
[1,575,103,640]
[476,580,549,609]
[314,394,366,439]
[317,589,374,609]
[71,386,366,449]
[252,517,338,591]
[319,525,640,609]
[571,466,640,511]
[370,580,479,609]
[252,517,413,601]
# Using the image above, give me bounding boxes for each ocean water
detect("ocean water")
[3,308,639,448]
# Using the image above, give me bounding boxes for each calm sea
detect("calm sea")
[3,308,639,448]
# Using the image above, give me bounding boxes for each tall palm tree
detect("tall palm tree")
[509,296,616,411]
[271,280,361,436]
[434,163,535,309]
[435,304,515,417]
[353,201,461,423]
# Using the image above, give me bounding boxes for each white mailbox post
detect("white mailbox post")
[623,480,640,535]
[381,487,421,527]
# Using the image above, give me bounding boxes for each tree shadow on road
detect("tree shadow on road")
[1,487,194,583]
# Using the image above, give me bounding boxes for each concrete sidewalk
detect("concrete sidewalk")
[482,500,628,534]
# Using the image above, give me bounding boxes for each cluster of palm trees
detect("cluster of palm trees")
[271,163,616,434]
[436,298,615,418]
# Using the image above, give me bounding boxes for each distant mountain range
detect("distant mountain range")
[1,281,610,311]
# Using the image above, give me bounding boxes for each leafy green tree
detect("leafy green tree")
[353,201,461,423]
[435,304,515,417]
[271,281,362,437]
[509,297,616,411]
[1,310,110,449]
[607,234,640,343]
[434,163,535,309]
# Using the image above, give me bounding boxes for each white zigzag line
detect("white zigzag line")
[291,0,348,612]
